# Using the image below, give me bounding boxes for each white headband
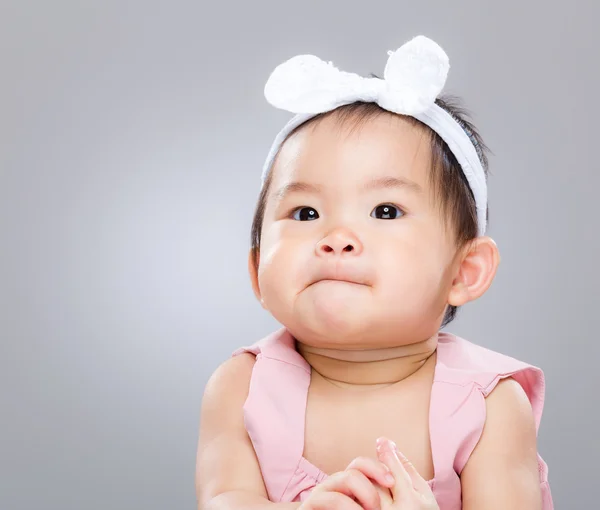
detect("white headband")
[260,35,487,236]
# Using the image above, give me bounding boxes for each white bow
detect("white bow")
[264,35,450,116]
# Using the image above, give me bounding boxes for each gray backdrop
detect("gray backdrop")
[1,1,598,509]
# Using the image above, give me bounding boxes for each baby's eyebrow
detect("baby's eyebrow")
[363,176,423,194]
[273,181,321,202]
[274,175,423,202]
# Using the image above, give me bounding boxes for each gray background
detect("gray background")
[1,1,598,509]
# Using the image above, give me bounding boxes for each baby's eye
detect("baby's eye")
[371,204,404,220]
[292,207,319,221]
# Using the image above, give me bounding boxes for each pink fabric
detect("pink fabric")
[232,328,553,509]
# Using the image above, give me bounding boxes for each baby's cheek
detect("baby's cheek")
[258,243,303,303]
[379,249,445,304]
[257,253,306,327]
[258,254,285,300]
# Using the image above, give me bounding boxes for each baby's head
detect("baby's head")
[248,40,500,350]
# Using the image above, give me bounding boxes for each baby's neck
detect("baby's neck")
[295,334,438,388]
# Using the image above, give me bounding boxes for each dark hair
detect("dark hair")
[250,92,491,329]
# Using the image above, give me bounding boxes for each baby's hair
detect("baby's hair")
[250,86,491,328]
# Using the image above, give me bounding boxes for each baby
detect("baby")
[196,36,553,510]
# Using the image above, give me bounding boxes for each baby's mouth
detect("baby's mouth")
[308,273,372,289]
[305,264,372,290]
[314,278,367,286]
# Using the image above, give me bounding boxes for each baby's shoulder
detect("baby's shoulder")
[438,332,537,374]
[202,351,257,410]
[437,332,546,423]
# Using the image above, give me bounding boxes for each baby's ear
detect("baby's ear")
[447,237,500,307]
[248,249,266,308]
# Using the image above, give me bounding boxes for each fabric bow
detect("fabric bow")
[264,35,450,116]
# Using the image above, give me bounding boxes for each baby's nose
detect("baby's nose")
[316,228,363,256]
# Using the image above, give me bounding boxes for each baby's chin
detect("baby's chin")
[291,281,376,345]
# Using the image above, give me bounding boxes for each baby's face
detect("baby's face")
[256,113,463,349]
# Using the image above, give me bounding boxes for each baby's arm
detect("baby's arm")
[195,352,297,510]
[460,378,542,510]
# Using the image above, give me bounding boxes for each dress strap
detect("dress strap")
[232,328,311,501]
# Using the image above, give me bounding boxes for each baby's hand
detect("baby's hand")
[375,437,440,510]
[299,456,395,510]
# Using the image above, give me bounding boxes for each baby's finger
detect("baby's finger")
[374,482,394,507]
[375,437,413,501]
[310,491,363,510]
[346,455,396,488]
[318,469,382,510]
[394,448,434,496]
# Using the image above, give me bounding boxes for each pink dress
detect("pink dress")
[232,328,553,509]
